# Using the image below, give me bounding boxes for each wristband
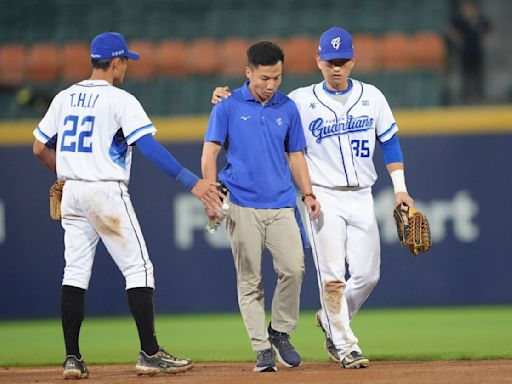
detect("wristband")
[176,168,200,190]
[390,169,407,194]
[301,192,316,202]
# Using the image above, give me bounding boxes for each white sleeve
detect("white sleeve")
[119,93,156,145]
[374,89,398,143]
[33,93,61,143]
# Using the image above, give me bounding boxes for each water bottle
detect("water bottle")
[204,201,230,234]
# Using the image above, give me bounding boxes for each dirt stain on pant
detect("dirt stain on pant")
[89,210,123,244]
[323,280,346,329]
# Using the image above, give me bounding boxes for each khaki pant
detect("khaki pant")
[226,199,305,351]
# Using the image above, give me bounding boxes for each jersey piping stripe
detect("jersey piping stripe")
[377,122,397,141]
[312,84,349,185]
[117,182,149,287]
[35,126,50,141]
[346,82,365,187]
[125,124,154,142]
[308,213,337,346]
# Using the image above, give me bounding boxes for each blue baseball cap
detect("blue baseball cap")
[90,32,140,61]
[318,27,354,61]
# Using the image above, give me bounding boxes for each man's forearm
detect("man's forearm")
[289,152,313,195]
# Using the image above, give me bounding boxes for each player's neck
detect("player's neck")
[324,79,351,94]
[89,69,114,85]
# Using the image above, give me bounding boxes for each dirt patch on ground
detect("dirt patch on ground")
[1,360,512,384]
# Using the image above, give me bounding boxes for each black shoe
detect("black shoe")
[340,351,369,369]
[253,348,277,372]
[63,355,89,379]
[315,309,340,362]
[135,347,194,375]
[268,323,301,368]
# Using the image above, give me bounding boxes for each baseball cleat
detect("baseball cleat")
[135,347,194,375]
[254,348,277,372]
[315,309,340,362]
[63,355,89,379]
[340,351,369,369]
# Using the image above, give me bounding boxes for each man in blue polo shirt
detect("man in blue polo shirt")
[201,41,321,373]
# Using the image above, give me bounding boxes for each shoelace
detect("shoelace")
[272,332,295,352]
[156,348,180,361]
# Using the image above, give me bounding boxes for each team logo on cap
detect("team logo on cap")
[331,37,341,50]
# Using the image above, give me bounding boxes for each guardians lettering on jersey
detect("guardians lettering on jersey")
[309,115,375,143]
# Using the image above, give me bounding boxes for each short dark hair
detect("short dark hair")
[91,59,113,70]
[91,56,127,70]
[247,41,284,68]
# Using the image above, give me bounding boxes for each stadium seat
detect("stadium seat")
[0,44,27,86]
[156,40,187,77]
[218,37,250,76]
[26,43,59,83]
[380,33,414,71]
[127,41,156,80]
[411,33,446,70]
[186,39,220,75]
[352,34,381,72]
[61,42,90,83]
[282,36,318,74]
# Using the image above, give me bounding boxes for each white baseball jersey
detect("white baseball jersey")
[288,79,398,188]
[33,79,156,183]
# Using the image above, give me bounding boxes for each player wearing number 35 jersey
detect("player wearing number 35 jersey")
[32,31,223,379]
[288,27,415,369]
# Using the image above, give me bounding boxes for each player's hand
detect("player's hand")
[305,197,321,220]
[395,192,414,208]
[205,205,220,221]
[192,179,224,210]
[212,86,231,105]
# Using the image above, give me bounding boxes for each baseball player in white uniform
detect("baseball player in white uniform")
[290,27,414,368]
[212,26,414,369]
[33,32,223,379]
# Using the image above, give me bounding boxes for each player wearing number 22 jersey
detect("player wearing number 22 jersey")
[32,31,223,379]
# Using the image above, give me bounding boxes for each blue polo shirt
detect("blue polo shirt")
[205,81,306,208]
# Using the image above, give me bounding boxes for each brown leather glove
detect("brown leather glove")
[49,180,65,220]
[393,204,432,255]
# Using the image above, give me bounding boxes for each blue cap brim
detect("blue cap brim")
[319,51,354,61]
[126,51,140,61]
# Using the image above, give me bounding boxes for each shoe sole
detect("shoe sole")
[342,358,370,369]
[271,345,301,368]
[63,369,89,379]
[253,365,278,372]
[136,362,194,376]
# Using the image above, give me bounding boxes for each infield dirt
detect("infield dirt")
[1,360,512,384]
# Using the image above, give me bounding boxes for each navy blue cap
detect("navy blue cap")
[90,32,140,61]
[318,27,354,61]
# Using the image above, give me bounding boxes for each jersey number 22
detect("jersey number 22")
[61,115,95,153]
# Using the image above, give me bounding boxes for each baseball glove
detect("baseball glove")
[393,204,432,255]
[49,180,65,220]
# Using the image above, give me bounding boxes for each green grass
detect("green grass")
[1,306,511,366]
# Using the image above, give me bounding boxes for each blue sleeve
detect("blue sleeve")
[204,102,229,144]
[46,134,58,150]
[136,134,199,190]
[380,133,404,164]
[285,102,306,153]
